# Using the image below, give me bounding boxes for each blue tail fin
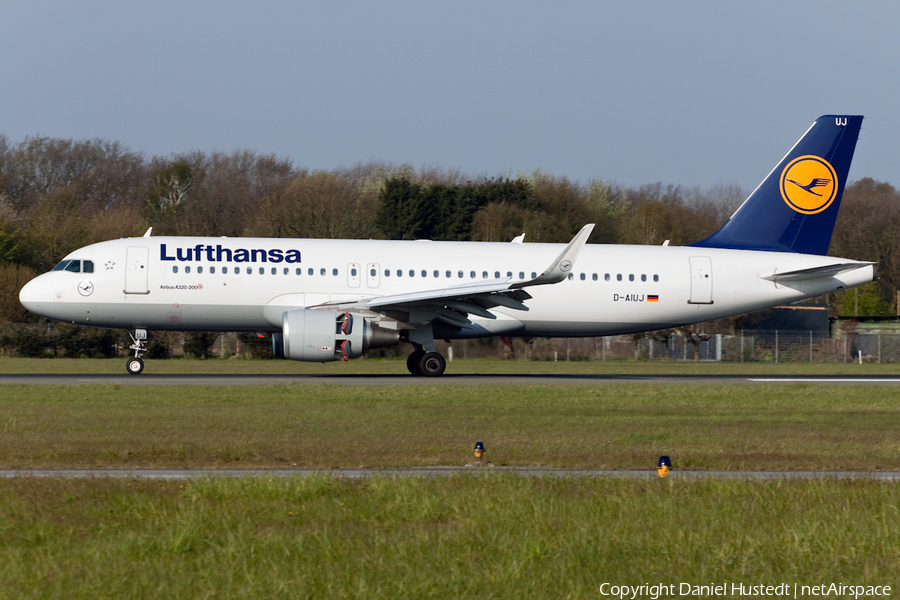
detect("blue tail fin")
[690,115,862,255]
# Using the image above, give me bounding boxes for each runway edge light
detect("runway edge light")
[474,442,485,463]
[657,455,671,478]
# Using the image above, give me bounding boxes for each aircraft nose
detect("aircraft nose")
[18,276,43,316]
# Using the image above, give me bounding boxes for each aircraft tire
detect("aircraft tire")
[418,352,446,377]
[126,357,144,375]
[406,351,424,375]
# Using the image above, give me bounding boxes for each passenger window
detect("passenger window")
[247,267,252,275]
[507,271,512,278]
[482,271,488,279]
[185,266,191,274]
[653,274,659,282]
[173,266,178,273]
[470,271,476,279]
[271,268,277,275]
[592,273,598,281]
[259,268,264,275]
[198,266,203,274]
[641,274,646,282]
[384,269,390,277]
[531,272,537,279]
[222,266,228,274]
[617,274,622,281]
[65,260,81,273]
[421,270,427,277]
[397,270,402,277]
[320,268,326,276]
[494,271,500,278]
[446,270,451,278]
[567,273,573,280]
[371,269,376,277]
[308,268,314,275]
[629,274,634,282]
[433,270,439,278]
[284,268,289,275]
[298,268,303,275]
[580,273,585,281]
[83,260,94,273]
[409,270,414,277]
[458,271,463,278]
[333,269,338,276]
[519,272,525,279]
[210,267,215,274]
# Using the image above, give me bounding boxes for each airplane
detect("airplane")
[19,115,874,376]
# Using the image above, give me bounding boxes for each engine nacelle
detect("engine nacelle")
[279,309,398,362]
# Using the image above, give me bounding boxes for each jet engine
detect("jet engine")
[274,308,398,362]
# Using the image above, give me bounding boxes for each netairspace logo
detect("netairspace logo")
[598,582,891,599]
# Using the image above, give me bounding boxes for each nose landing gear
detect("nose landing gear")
[126,356,144,375]
[126,329,147,375]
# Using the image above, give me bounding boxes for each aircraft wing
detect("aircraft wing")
[760,262,875,283]
[319,224,594,327]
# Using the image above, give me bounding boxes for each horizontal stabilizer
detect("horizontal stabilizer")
[760,262,875,283]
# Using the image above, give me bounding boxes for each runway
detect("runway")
[3,466,900,480]
[3,373,900,385]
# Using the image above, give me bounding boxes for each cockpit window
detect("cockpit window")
[53,259,92,273]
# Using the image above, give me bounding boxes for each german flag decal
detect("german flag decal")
[647,295,659,302]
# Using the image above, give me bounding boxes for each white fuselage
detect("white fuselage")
[19,236,874,338]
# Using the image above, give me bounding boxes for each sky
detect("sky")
[1,1,898,193]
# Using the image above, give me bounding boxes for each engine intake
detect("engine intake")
[279,309,398,362]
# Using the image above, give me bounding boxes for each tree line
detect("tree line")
[0,133,897,326]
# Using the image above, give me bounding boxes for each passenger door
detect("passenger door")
[124,247,150,294]
[688,256,713,304]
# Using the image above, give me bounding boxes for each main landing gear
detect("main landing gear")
[406,349,447,377]
[126,329,147,375]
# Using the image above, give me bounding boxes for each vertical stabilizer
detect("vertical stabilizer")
[690,115,863,255]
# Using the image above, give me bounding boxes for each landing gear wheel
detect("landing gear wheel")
[126,357,144,375]
[407,350,425,375]
[418,352,446,377]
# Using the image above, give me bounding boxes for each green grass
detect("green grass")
[2,383,900,470]
[1,476,898,599]
[3,371,900,595]
[3,355,900,375]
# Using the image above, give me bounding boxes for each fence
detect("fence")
[2,322,899,363]
[520,330,900,363]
